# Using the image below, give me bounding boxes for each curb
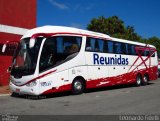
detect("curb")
[0,85,10,96]
[0,93,11,97]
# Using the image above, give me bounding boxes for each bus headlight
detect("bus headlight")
[26,81,37,87]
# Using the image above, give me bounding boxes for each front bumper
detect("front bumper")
[9,81,40,96]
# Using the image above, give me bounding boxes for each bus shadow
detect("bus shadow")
[11,82,154,100]
[85,82,154,94]
[11,91,71,100]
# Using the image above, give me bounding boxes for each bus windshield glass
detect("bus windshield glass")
[11,37,43,77]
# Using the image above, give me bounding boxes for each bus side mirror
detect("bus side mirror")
[29,38,36,48]
[2,44,7,53]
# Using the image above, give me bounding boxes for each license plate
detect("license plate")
[16,89,20,93]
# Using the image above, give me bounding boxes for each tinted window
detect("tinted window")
[114,42,122,54]
[103,41,108,53]
[85,38,107,52]
[108,41,114,53]
[128,44,136,55]
[39,36,82,72]
[85,37,155,57]
[144,51,149,56]
[121,43,127,54]
[85,38,95,51]
[97,39,104,52]
[150,51,155,57]
[134,46,155,57]
[11,38,43,76]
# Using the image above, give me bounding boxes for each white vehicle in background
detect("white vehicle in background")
[3,26,158,96]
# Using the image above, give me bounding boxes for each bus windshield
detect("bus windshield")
[11,37,43,77]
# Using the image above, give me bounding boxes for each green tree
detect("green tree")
[125,26,141,41]
[87,16,160,56]
[140,37,160,53]
[87,16,141,41]
[135,37,160,57]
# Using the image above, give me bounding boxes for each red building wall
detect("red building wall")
[0,33,22,85]
[0,0,36,86]
[0,0,36,28]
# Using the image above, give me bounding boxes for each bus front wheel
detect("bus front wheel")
[11,92,19,97]
[72,78,85,95]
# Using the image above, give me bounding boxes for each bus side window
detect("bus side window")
[97,39,104,52]
[103,41,108,53]
[128,44,131,55]
[131,45,136,55]
[86,39,107,53]
[138,50,155,57]
[85,38,92,51]
[108,41,113,53]
[128,44,136,55]
[57,37,63,53]
[121,43,127,54]
[150,51,155,57]
[114,42,122,54]
[143,50,155,57]
[69,37,81,53]
[136,46,146,56]
[39,37,55,72]
[85,38,96,51]
[145,51,150,56]
[63,36,80,54]
[95,39,99,52]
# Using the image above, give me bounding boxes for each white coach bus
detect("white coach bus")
[6,26,158,95]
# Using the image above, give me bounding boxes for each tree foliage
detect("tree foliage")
[87,16,141,41]
[87,16,160,54]
[139,37,160,53]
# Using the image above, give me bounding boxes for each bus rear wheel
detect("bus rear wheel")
[72,78,85,95]
[142,74,149,86]
[136,74,142,86]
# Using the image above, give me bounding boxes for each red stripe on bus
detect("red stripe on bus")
[31,32,112,41]
[129,44,157,72]
[42,84,72,95]
[41,66,158,95]
[14,69,57,87]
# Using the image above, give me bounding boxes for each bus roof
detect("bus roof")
[22,25,110,39]
[22,25,155,48]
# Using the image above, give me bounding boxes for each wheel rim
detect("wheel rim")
[143,76,148,83]
[137,76,141,85]
[74,81,82,91]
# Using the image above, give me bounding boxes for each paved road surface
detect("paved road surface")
[0,79,160,115]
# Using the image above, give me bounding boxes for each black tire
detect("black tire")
[136,74,142,86]
[11,92,19,97]
[72,78,85,95]
[142,74,149,86]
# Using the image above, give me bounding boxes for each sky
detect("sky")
[37,0,160,38]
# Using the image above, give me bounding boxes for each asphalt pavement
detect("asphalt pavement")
[0,78,160,115]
